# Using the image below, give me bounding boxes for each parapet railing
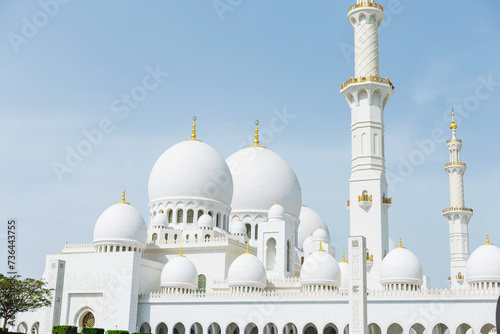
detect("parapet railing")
[348,2,383,13]
[341,76,394,90]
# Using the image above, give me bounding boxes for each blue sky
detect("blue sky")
[0,0,499,288]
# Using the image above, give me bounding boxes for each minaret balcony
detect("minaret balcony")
[455,273,465,285]
[382,196,392,209]
[445,162,466,168]
[358,194,372,210]
[447,139,462,144]
[442,207,473,213]
[348,2,383,14]
[341,76,394,90]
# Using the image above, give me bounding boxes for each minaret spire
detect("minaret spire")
[190,116,198,141]
[341,0,393,290]
[443,110,472,289]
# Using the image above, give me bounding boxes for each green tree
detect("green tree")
[0,274,52,331]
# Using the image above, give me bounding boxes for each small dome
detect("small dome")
[93,200,147,246]
[312,227,329,243]
[338,253,349,290]
[302,235,314,249]
[228,250,267,289]
[149,140,233,205]
[466,236,500,284]
[300,249,341,287]
[152,212,168,227]
[231,220,246,236]
[380,241,423,286]
[198,213,214,229]
[161,252,198,290]
[298,206,330,247]
[226,146,302,218]
[268,202,286,221]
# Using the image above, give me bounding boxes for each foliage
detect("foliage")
[0,274,52,331]
[107,331,129,334]
[82,328,105,334]
[52,325,78,334]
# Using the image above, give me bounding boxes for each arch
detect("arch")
[168,210,173,224]
[177,209,184,224]
[208,323,222,334]
[140,323,152,333]
[17,322,28,333]
[197,210,204,220]
[283,323,298,334]
[456,324,473,334]
[480,324,495,334]
[286,240,291,272]
[303,323,318,334]
[152,233,158,244]
[387,324,403,334]
[165,233,169,242]
[359,13,366,24]
[372,89,381,107]
[264,323,278,334]
[255,224,259,239]
[246,224,252,239]
[156,322,168,334]
[358,89,368,103]
[208,211,213,217]
[410,324,425,334]
[324,323,338,334]
[368,323,381,334]
[31,322,40,334]
[197,274,207,292]
[191,323,203,334]
[432,324,450,334]
[174,323,186,334]
[245,323,258,334]
[216,213,221,228]
[343,325,349,334]
[226,323,240,334]
[266,238,277,270]
[187,210,194,224]
[347,93,354,105]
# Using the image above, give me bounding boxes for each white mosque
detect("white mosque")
[15,1,500,334]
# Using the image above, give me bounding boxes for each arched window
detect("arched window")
[223,214,227,230]
[168,210,173,224]
[174,234,178,241]
[286,240,291,272]
[177,209,183,224]
[197,274,207,293]
[165,234,168,242]
[246,224,251,239]
[208,211,213,217]
[82,312,95,328]
[205,235,210,240]
[198,210,204,220]
[255,224,259,240]
[152,233,158,244]
[266,238,276,270]
[216,213,221,228]
[187,210,194,224]
[186,235,190,240]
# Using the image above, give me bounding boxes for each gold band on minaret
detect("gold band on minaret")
[450,109,457,130]
[117,189,130,205]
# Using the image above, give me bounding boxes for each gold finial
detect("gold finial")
[276,200,279,204]
[190,116,197,140]
[178,246,185,257]
[117,189,130,205]
[450,109,457,130]
[370,254,374,262]
[317,240,325,252]
[340,252,347,263]
[484,233,492,245]
[397,237,406,249]
[249,120,265,148]
[310,232,313,237]
[245,242,250,254]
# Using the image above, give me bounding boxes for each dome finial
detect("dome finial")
[340,252,347,263]
[397,236,406,249]
[190,116,197,140]
[117,189,130,205]
[249,120,266,148]
[178,246,185,257]
[450,109,457,130]
[245,242,250,254]
[484,233,492,245]
[317,240,326,252]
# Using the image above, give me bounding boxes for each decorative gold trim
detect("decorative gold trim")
[442,207,473,213]
[447,139,462,144]
[358,194,372,202]
[445,162,466,167]
[348,2,383,14]
[117,189,130,205]
[382,196,392,204]
[341,76,394,90]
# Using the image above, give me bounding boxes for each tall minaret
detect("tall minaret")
[340,0,394,289]
[442,111,472,289]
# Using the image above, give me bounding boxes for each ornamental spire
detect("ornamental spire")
[397,237,405,249]
[340,252,347,263]
[253,120,260,146]
[317,240,326,252]
[484,233,492,245]
[450,110,457,131]
[245,242,250,254]
[117,189,130,205]
[178,246,185,257]
[190,116,197,140]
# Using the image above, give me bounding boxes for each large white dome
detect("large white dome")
[298,206,329,247]
[380,245,423,285]
[93,202,147,246]
[161,254,198,290]
[226,146,301,218]
[227,252,267,289]
[300,250,341,287]
[466,239,500,284]
[149,140,233,205]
